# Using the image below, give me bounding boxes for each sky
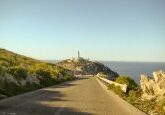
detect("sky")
[0,0,165,62]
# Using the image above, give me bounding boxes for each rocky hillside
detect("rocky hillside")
[140,70,165,114]
[140,70,165,101]
[0,48,74,98]
[57,58,119,80]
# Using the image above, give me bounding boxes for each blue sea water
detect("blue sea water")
[101,61,165,84]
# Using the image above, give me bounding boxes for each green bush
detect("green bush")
[159,98,165,108]
[0,65,6,76]
[108,84,125,97]
[155,98,165,114]
[126,89,141,104]
[63,75,73,81]
[35,68,56,86]
[115,76,137,90]
[0,79,21,96]
[8,66,27,79]
[35,69,51,78]
[135,99,156,113]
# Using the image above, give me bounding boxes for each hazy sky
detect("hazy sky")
[0,0,165,61]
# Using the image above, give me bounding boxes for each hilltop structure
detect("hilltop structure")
[57,52,119,80]
[78,51,80,59]
[72,51,82,62]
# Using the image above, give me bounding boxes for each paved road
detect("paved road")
[0,77,145,115]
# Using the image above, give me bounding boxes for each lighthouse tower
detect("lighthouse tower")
[72,51,82,62]
[78,51,80,59]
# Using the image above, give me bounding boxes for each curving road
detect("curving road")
[0,77,145,115]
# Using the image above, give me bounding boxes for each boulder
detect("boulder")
[140,70,165,101]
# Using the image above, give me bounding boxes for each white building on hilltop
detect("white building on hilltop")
[72,51,81,62]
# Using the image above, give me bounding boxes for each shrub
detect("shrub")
[115,76,137,90]
[108,84,116,90]
[0,79,21,96]
[136,99,156,113]
[35,69,51,78]
[108,84,125,97]
[126,89,141,104]
[63,74,73,81]
[0,79,41,97]
[8,66,27,79]
[155,98,165,114]
[0,65,6,76]
[35,69,56,86]
[159,98,165,108]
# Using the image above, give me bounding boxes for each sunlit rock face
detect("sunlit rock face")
[2,74,19,85]
[140,70,165,101]
[26,75,40,85]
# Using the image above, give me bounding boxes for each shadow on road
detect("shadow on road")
[0,105,93,115]
[76,77,90,80]
[54,83,77,88]
[0,80,93,115]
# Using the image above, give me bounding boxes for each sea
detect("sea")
[101,61,165,84]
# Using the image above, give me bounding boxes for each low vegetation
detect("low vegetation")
[107,76,165,115]
[115,76,137,90]
[0,48,74,98]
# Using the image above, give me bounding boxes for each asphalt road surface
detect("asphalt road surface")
[0,77,146,115]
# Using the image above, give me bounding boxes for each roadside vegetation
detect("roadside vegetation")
[0,48,74,98]
[107,76,165,115]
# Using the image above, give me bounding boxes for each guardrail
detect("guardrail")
[75,75,94,77]
[97,76,127,92]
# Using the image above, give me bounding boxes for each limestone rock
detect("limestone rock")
[4,74,19,85]
[26,75,40,85]
[140,70,165,101]
[0,73,40,87]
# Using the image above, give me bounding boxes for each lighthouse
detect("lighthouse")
[71,51,82,62]
[78,51,80,59]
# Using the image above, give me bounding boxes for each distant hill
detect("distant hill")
[57,57,119,80]
[0,48,73,98]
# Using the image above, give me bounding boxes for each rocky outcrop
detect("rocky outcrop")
[58,58,119,80]
[0,73,40,86]
[140,70,165,101]
[26,75,40,85]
